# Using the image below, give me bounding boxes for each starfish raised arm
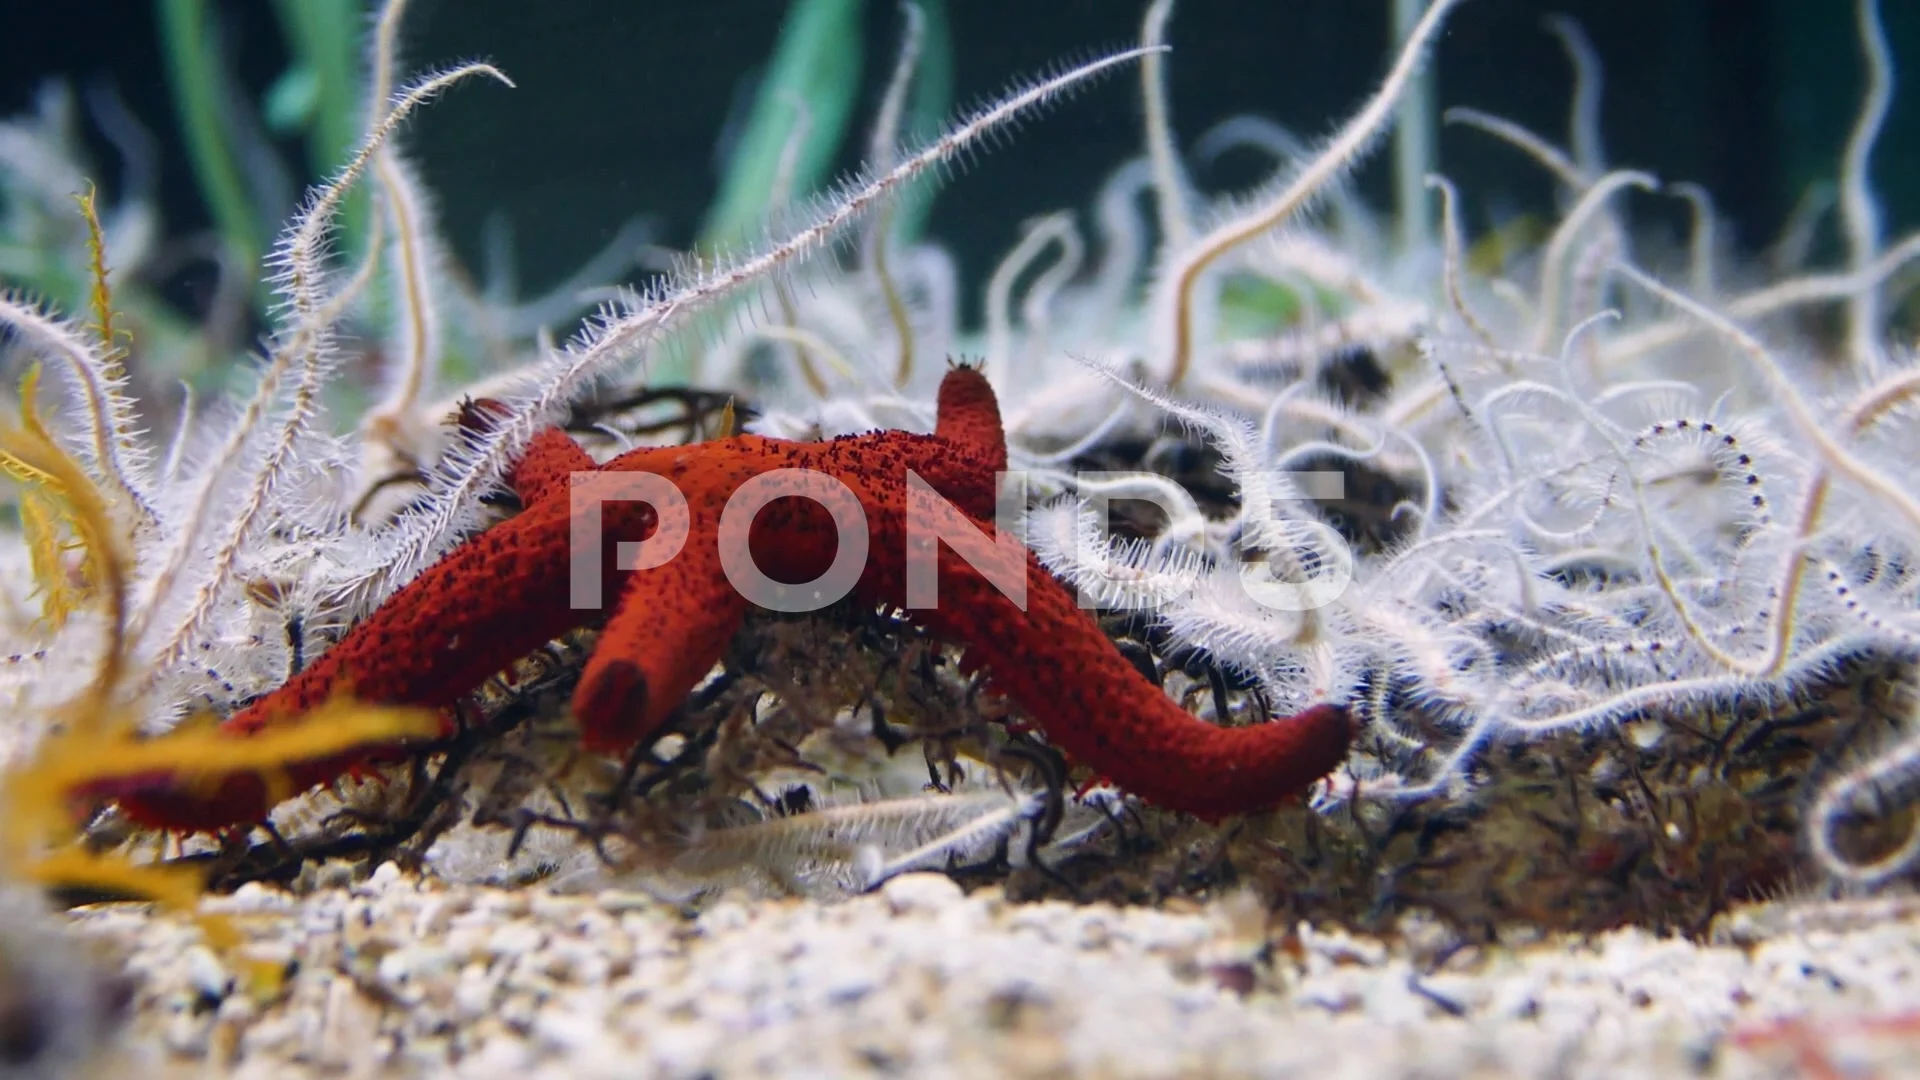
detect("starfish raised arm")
[932,359,1009,476]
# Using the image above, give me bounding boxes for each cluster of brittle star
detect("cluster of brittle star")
[86,363,1352,834]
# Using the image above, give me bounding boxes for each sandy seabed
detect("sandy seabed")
[56,864,1920,1080]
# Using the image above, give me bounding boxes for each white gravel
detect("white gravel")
[59,867,1920,1079]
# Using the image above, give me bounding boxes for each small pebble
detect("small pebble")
[881,872,964,916]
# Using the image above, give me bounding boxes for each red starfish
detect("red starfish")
[96,365,1352,831]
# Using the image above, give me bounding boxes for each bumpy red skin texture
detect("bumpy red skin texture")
[101,366,1352,831]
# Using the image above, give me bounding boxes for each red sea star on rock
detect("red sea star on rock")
[96,365,1352,831]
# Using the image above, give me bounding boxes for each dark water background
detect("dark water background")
[2,1,1915,326]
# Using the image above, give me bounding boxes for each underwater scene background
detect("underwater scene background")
[3,1,1916,322]
[3,0,1920,995]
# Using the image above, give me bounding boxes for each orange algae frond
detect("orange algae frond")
[2,367,105,631]
[3,695,440,961]
[0,404,127,703]
[12,693,445,823]
[0,409,435,976]
[24,848,225,943]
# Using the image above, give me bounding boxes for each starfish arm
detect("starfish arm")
[873,493,1353,820]
[111,504,587,829]
[571,522,750,753]
[785,369,1005,528]
[934,363,1008,475]
[242,502,585,724]
[106,446,693,830]
[508,428,596,508]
